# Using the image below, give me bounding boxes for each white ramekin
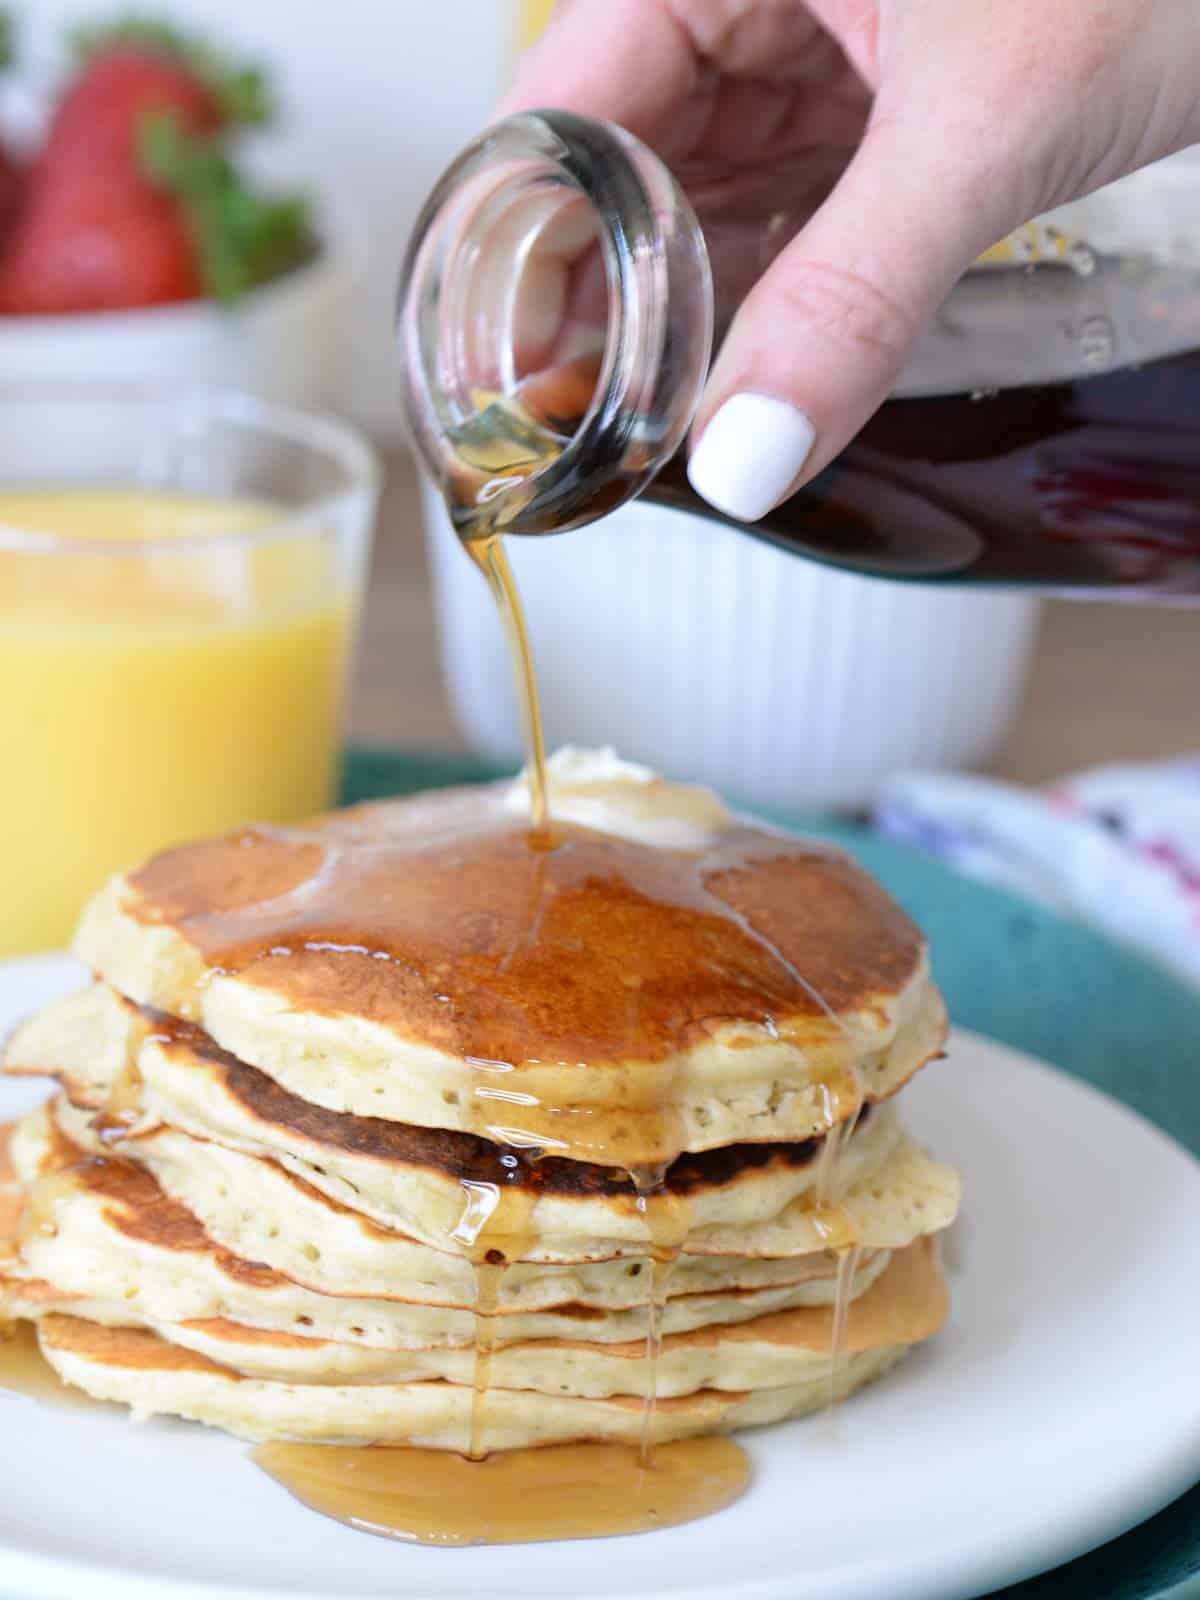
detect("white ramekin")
[422,479,1040,813]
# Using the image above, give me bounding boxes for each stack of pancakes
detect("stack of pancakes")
[0,754,959,1453]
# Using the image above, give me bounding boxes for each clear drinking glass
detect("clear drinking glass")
[0,384,380,956]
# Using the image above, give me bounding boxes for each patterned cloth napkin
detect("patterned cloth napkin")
[875,756,1200,990]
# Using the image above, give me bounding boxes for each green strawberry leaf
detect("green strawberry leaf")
[0,10,15,71]
[138,111,315,303]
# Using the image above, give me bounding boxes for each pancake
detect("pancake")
[48,1092,955,1302]
[3,1237,943,1400]
[30,1239,946,1445]
[7,1106,897,1349]
[0,756,960,1484]
[8,984,918,1259]
[71,776,948,1167]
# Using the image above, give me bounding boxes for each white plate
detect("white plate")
[1,953,1198,1600]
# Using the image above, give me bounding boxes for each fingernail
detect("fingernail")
[687,394,816,521]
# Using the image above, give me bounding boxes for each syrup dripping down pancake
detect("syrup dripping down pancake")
[23,1238,946,1448]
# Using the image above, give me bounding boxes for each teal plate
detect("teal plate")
[344,746,1200,1600]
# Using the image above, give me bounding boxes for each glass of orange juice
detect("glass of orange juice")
[0,384,380,957]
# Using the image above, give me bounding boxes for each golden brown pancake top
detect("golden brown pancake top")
[125,800,924,1067]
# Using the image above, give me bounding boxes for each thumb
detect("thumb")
[686,126,1007,522]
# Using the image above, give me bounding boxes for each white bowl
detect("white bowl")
[423,479,1041,813]
[0,212,361,411]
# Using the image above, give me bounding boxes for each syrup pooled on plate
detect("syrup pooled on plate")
[253,1437,751,1546]
[0,1319,100,1411]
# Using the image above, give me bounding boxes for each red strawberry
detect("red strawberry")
[0,9,20,245]
[0,19,303,314]
[37,18,268,185]
[0,164,199,313]
[40,45,223,175]
[0,141,22,251]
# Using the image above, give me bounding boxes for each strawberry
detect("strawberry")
[0,7,20,247]
[0,16,307,314]
[0,141,22,252]
[0,114,312,314]
[40,18,268,179]
[0,164,200,313]
[137,113,312,304]
[40,47,223,175]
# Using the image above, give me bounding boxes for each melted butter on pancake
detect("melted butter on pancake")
[503,746,732,850]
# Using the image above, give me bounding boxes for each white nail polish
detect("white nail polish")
[687,394,816,522]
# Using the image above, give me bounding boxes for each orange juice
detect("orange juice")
[0,489,355,956]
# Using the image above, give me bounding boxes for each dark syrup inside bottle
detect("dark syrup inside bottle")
[656,344,1200,591]
[475,253,1200,596]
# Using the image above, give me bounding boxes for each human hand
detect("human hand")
[503,0,1200,520]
